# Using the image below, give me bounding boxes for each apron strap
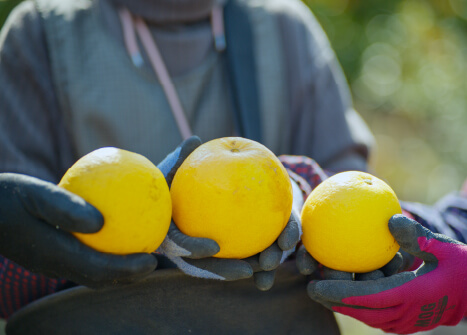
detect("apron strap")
[224,0,262,142]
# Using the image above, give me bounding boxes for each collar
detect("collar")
[109,0,225,24]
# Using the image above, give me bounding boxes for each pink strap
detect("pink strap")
[211,5,226,51]
[118,8,143,67]
[118,8,193,140]
[462,179,467,197]
[134,17,193,140]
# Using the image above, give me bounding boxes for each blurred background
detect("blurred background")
[304,0,467,205]
[0,0,466,334]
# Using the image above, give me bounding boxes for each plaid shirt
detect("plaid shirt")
[0,260,68,319]
[1,155,466,319]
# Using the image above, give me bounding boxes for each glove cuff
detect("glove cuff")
[290,176,304,221]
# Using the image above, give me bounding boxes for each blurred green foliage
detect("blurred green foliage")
[305,0,467,204]
[0,0,21,28]
[1,0,466,204]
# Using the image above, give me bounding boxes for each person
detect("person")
[2,0,463,334]
[0,0,372,328]
[0,0,372,330]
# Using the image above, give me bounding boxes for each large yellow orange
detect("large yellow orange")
[170,137,293,259]
[59,147,171,255]
[301,171,401,273]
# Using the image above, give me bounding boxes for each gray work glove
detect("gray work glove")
[245,178,303,290]
[0,173,158,288]
[157,136,253,281]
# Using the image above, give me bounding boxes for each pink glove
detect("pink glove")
[307,215,467,334]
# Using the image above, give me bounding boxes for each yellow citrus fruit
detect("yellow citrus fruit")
[58,147,171,255]
[301,171,401,273]
[170,137,293,259]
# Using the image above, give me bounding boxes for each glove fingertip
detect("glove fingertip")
[25,179,104,234]
[186,238,220,259]
[277,220,300,251]
[72,204,104,234]
[181,136,202,154]
[254,270,276,291]
[381,252,403,276]
[389,215,434,254]
[307,280,332,302]
[216,261,254,281]
[389,214,428,241]
[169,222,220,258]
[322,267,353,281]
[125,253,159,275]
[355,270,384,281]
[296,260,315,276]
[259,244,282,271]
[240,265,254,280]
[306,280,321,299]
[296,246,318,275]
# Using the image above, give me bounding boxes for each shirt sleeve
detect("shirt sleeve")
[0,0,75,183]
[401,193,467,244]
[279,155,333,205]
[277,2,374,172]
[0,257,69,319]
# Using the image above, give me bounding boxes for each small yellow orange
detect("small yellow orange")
[59,147,171,255]
[301,171,401,273]
[170,137,293,259]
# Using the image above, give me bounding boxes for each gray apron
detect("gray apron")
[6,261,340,335]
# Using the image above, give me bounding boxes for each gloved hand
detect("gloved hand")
[241,212,300,290]
[245,177,303,291]
[297,239,405,281]
[0,173,158,288]
[157,136,253,281]
[301,214,467,334]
